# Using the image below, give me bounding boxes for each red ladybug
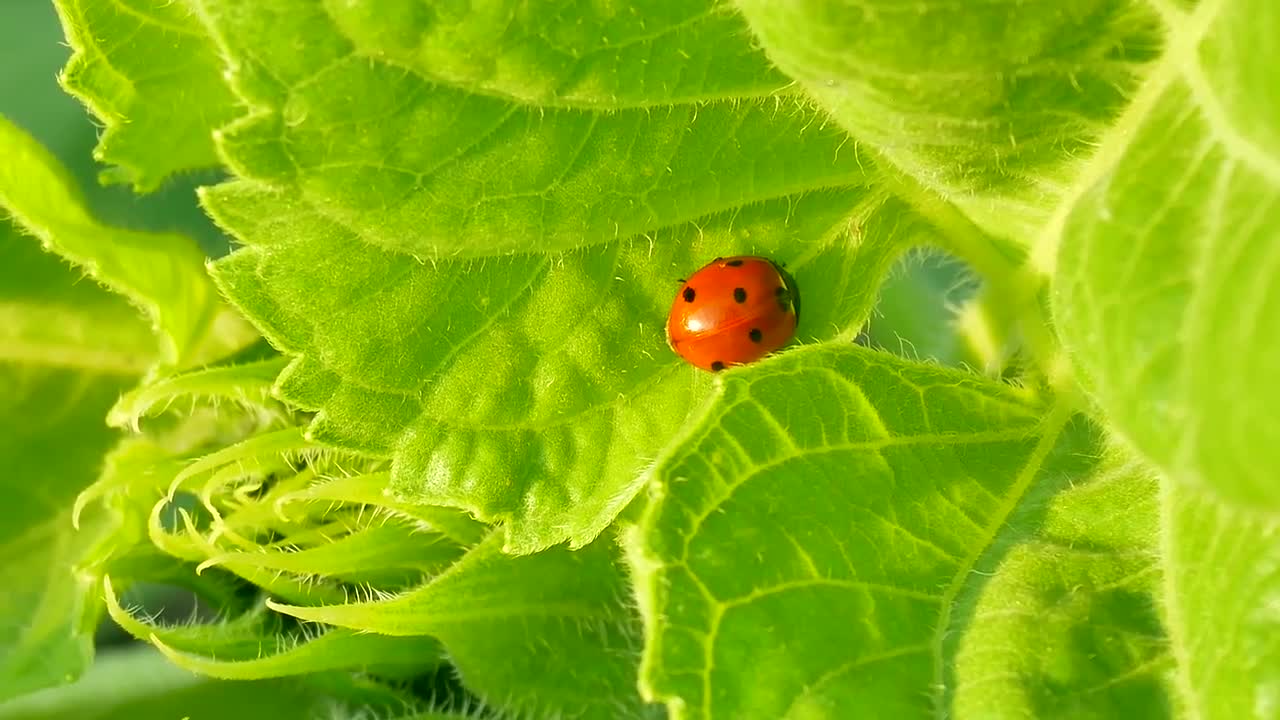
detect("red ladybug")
[666,256,799,372]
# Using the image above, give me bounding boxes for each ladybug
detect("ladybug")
[666,256,799,372]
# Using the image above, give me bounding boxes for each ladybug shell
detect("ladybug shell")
[666,256,798,372]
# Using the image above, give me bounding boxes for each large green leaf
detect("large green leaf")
[192,0,835,257]
[1162,484,1280,718]
[56,0,1118,554]
[270,533,659,719]
[1053,0,1280,511]
[627,344,1170,719]
[54,0,239,190]
[129,0,935,551]
[733,0,1162,240]
[951,455,1169,718]
[207,182,914,552]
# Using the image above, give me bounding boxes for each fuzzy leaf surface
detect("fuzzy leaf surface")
[1162,484,1280,718]
[271,533,659,720]
[734,0,1162,239]
[53,0,240,190]
[175,0,931,545]
[156,0,964,551]
[193,0,831,257]
[209,178,915,550]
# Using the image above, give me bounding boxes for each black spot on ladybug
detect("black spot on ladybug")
[683,287,696,302]
[711,361,726,372]
[733,288,747,303]
[749,328,763,343]
[726,259,744,267]
[775,286,791,311]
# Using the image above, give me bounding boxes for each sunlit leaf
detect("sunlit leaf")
[628,344,1169,718]
[1161,483,1280,718]
[734,0,1162,239]
[1053,0,1280,510]
[34,0,1280,716]
[54,0,240,190]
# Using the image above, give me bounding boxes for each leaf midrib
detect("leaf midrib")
[1032,0,1233,274]
[927,401,1074,718]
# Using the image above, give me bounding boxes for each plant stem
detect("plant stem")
[878,163,1069,392]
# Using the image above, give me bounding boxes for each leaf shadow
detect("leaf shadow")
[937,414,1172,716]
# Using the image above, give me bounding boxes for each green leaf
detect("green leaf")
[166,0,1102,550]
[0,116,255,371]
[208,179,914,550]
[733,0,1163,239]
[270,533,659,719]
[102,577,443,681]
[626,344,1171,718]
[1162,483,1280,718]
[54,0,240,190]
[312,1,788,106]
[0,242,153,375]
[951,454,1170,718]
[1052,0,1280,511]
[193,0,849,257]
[0,1,232,256]
[273,473,488,548]
[98,0,934,549]
[106,356,289,430]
